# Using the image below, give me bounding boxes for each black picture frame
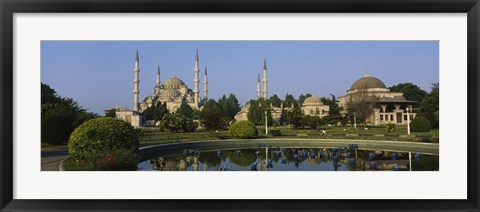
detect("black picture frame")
[1,0,479,211]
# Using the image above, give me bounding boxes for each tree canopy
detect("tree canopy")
[419,83,439,128]
[217,94,241,123]
[247,99,273,126]
[176,101,194,119]
[41,83,97,145]
[283,93,298,108]
[199,99,224,130]
[345,88,378,126]
[141,102,169,122]
[389,83,428,107]
[269,94,283,107]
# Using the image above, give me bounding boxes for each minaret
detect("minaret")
[155,65,161,93]
[203,66,208,99]
[257,74,261,99]
[262,58,268,99]
[194,49,200,107]
[133,49,140,112]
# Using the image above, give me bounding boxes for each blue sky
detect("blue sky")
[41,41,439,115]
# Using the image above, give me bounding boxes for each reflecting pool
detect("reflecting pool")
[138,145,439,171]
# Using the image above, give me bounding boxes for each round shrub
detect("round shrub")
[386,122,396,132]
[228,120,258,139]
[68,117,139,169]
[410,116,431,132]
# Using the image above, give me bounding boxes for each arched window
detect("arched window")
[310,109,314,115]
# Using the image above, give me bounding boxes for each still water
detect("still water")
[138,145,439,171]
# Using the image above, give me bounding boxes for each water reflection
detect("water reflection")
[138,147,439,171]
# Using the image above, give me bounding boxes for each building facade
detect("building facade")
[338,71,417,125]
[116,49,208,127]
[300,96,330,118]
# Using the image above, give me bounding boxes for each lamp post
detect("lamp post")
[353,112,357,129]
[265,110,268,135]
[406,107,411,135]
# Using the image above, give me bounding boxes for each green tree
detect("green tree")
[199,99,224,130]
[345,88,378,127]
[176,101,194,119]
[269,94,282,107]
[42,101,80,145]
[163,113,197,133]
[283,93,298,107]
[321,94,345,126]
[41,83,59,104]
[247,99,273,126]
[104,108,117,118]
[41,83,96,145]
[218,94,241,123]
[285,107,303,128]
[389,83,428,107]
[247,100,263,125]
[419,83,439,128]
[298,93,312,106]
[141,102,169,122]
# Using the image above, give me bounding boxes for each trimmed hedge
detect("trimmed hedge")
[270,130,282,136]
[228,120,258,139]
[68,117,139,170]
[410,116,431,132]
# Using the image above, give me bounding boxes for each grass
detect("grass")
[62,157,95,171]
[137,125,439,146]
[270,125,439,137]
[139,130,231,146]
[44,125,439,150]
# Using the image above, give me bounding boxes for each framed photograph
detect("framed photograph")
[1,0,479,211]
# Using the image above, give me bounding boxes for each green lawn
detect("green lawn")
[137,125,439,146]
[269,125,439,137]
[44,125,439,150]
[62,157,95,171]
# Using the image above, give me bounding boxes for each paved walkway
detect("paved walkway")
[41,149,69,171]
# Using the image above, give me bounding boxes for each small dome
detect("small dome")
[159,89,181,97]
[350,76,387,90]
[163,76,185,88]
[303,96,323,105]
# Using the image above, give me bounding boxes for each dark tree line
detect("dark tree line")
[142,94,241,132]
[199,94,241,130]
[246,93,346,129]
[41,83,97,145]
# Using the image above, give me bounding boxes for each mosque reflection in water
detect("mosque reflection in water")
[137,145,439,171]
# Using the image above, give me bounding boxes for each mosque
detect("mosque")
[234,60,329,123]
[116,49,207,127]
[338,71,417,125]
[115,49,416,128]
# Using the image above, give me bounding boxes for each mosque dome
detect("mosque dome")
[159,89,181,97]
[303,96,323,105]
[350,75,387,90]
[163,76,185,88]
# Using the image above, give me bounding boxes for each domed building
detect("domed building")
[300,96,329,118]
[116,49,208,127]
[138,49,207,113]
[338,71,417,125]
[139,74,199,113]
